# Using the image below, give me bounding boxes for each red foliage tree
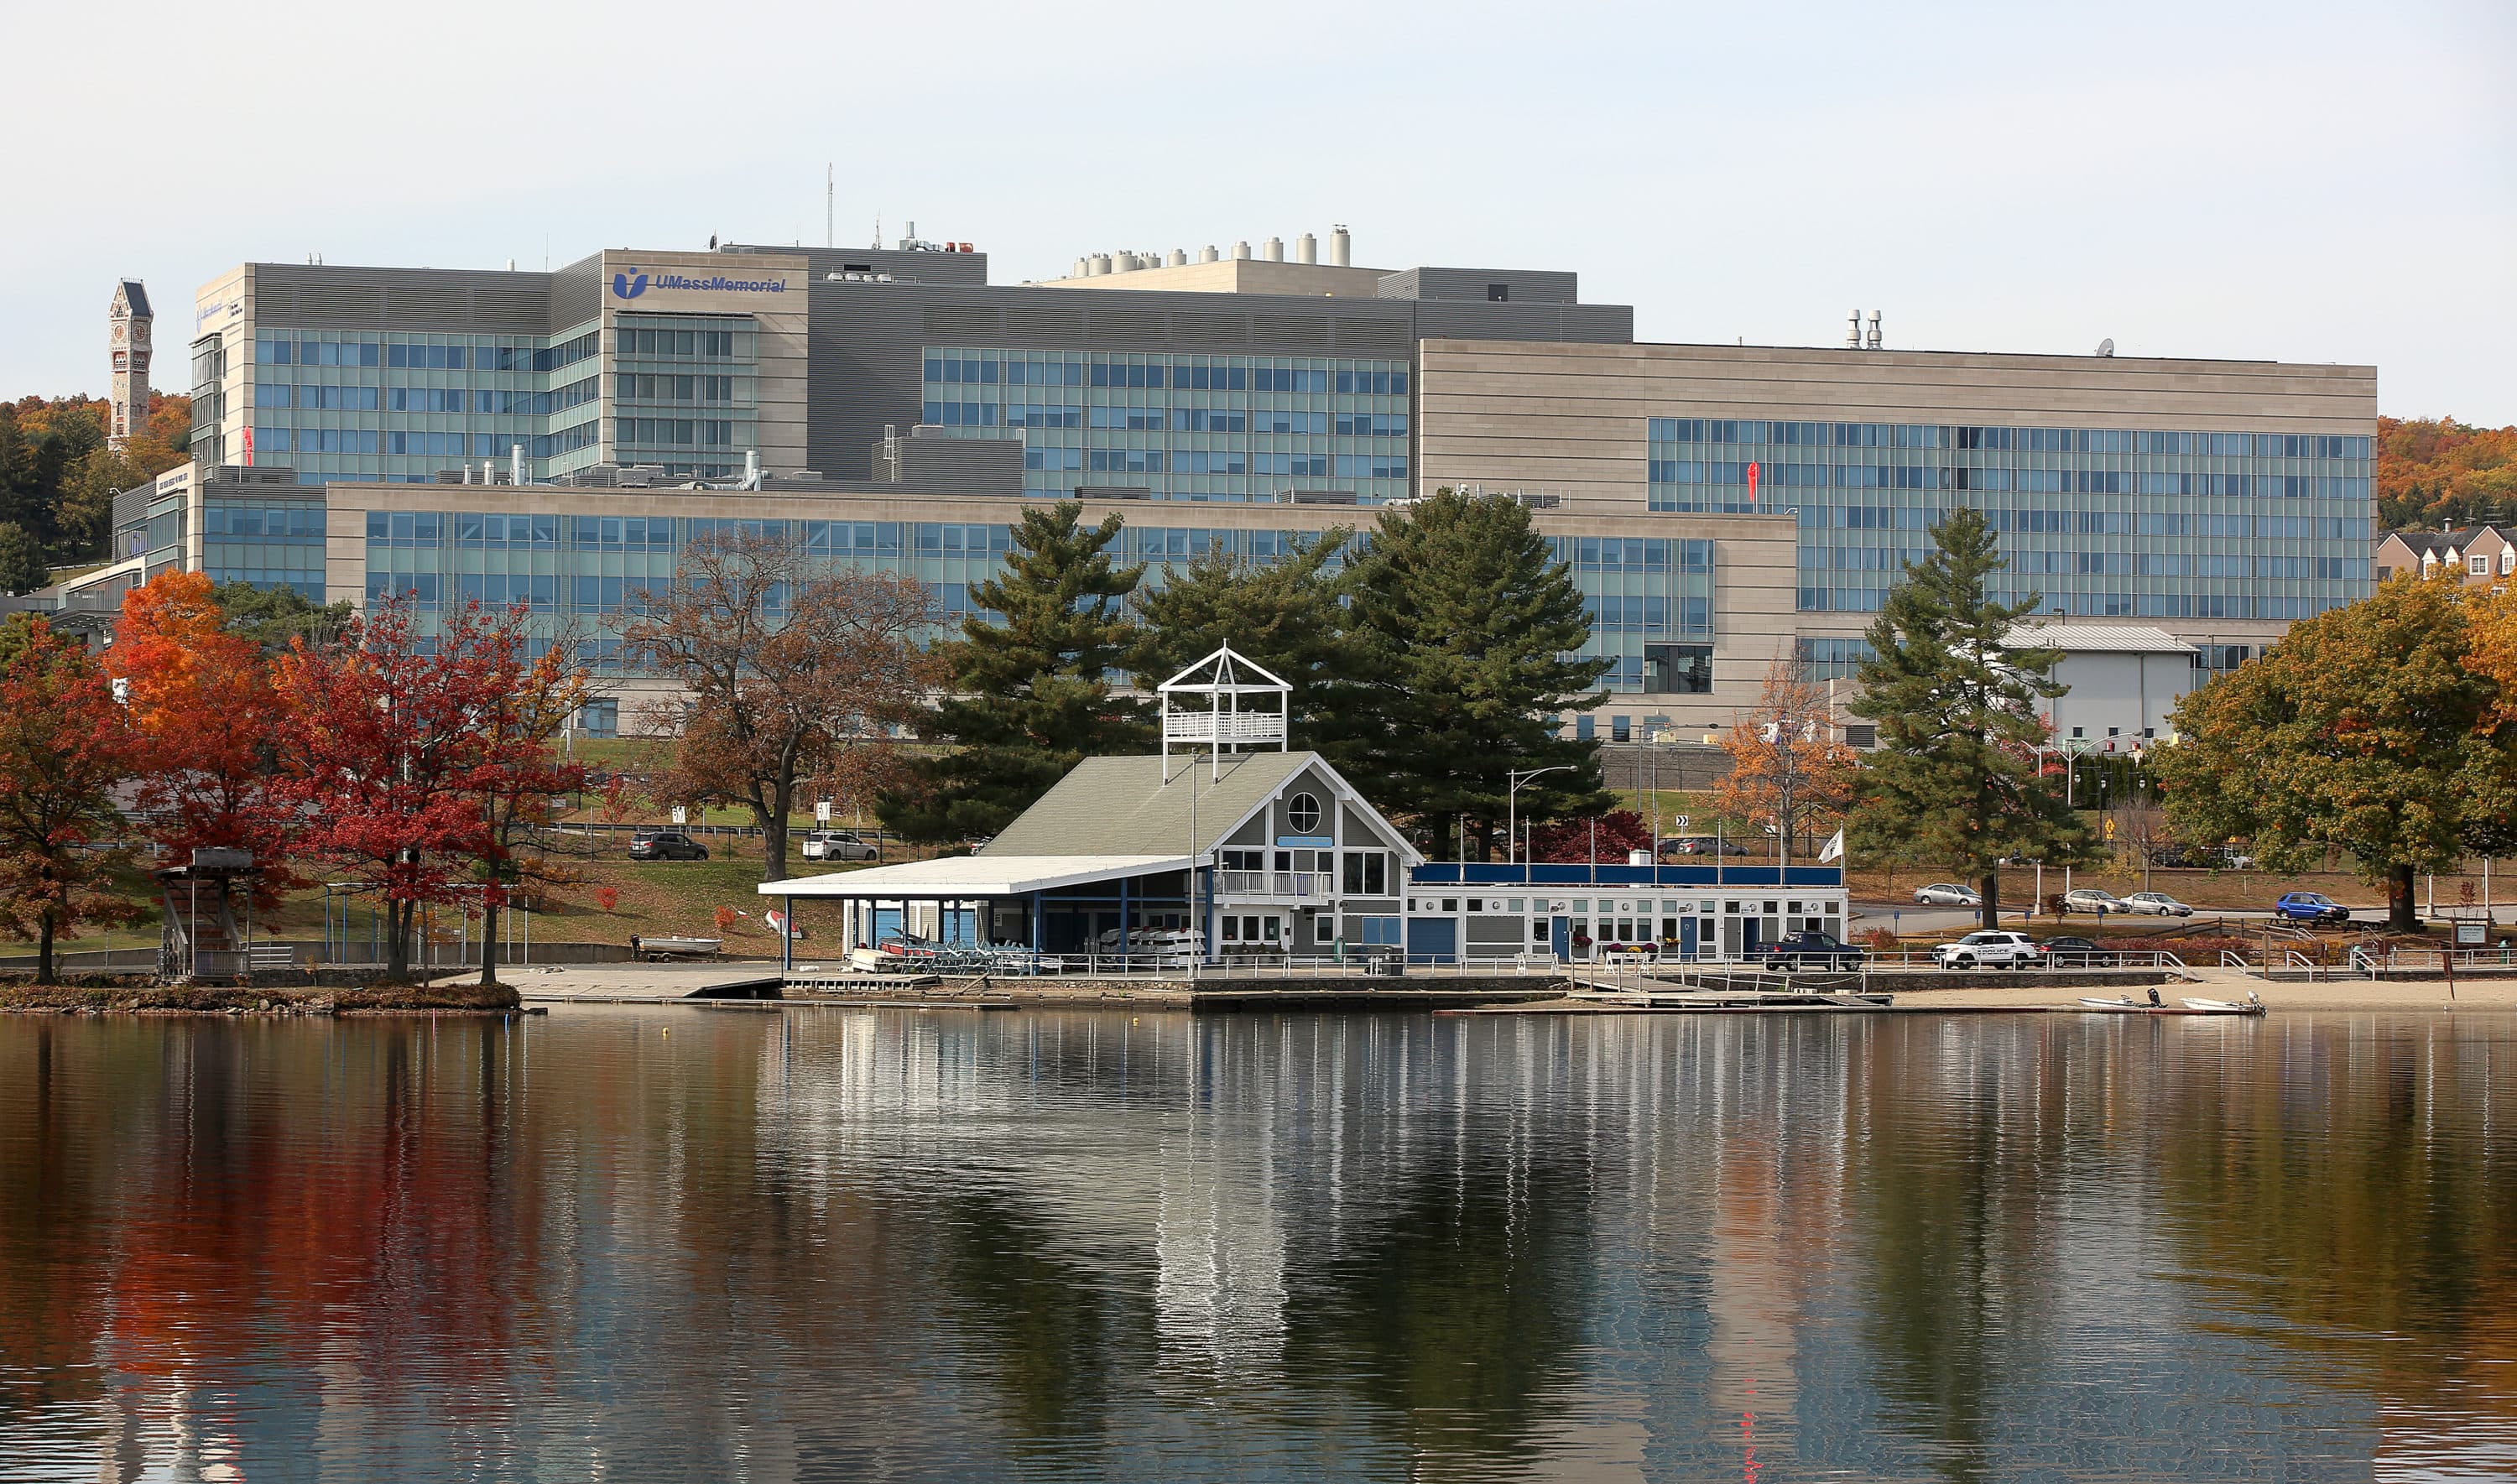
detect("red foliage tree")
[1526,809,1653,865]
[109,572,298,901]
[0,618,144,980]
[273,596,580,982]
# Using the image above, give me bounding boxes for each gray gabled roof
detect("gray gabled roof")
[2003,623,2196,656]
[983,751,1321,859]
[116,279,151,317]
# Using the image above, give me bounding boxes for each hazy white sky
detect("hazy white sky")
[5,0,2510,419]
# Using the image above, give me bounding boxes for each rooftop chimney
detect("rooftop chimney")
[1296,232,1316,264]
[1263,236,1284,262]
[1847,310,1862,349]
[1330,225,1351,268]
[1866,311,1883,351]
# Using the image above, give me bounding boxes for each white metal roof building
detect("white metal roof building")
[2004,623,2200,750]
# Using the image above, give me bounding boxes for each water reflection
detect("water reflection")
[1,1009,2513,1480]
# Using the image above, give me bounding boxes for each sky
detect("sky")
[4,0,2510,419]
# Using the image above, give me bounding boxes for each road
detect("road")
[1854,899,2516,935]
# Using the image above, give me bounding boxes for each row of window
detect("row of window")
[618,418,736,447]
[925,400,1407,439]
[926,354,1408,395]
[1799,589,2343,620]
[253,331,599,374]
[1811,508,2366,539]
[998,445,1407,479]
[1651,460,2371,500]
[255,424,599,461]
[1649,419,2371,461]
[618,327,739,360]
[201,504,325,539]
[373,514,1347,566]
[1584,595,1712,635]
[1799,547,2367,580]
[618,373,737,404]
[256,377,603,415]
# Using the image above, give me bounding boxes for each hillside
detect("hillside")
[2378,415,2517,532]
[0,392,191,593]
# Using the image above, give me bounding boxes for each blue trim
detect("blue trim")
[1275,835,1334,848]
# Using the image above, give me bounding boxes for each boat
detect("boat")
[635,936,722,961]
[2181,994,2268,1015]
[2076,992,2266,1016]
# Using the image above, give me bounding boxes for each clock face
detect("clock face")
[112,323,125,343]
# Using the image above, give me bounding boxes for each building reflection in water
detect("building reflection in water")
[1,1009,2513,1480]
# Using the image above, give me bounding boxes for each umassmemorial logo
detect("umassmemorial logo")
[611,268,787,300]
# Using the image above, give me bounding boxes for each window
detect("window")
[1487,284,1509,302]
[1611,716,1632,742]
[2473,556,2491,575]
[1648,643,1714,694]
[1341,851,1389,896]
[1221,848,1263,872]
[1286,792,1321,834]
[576,699,619,737]
[1348,915,1403,945]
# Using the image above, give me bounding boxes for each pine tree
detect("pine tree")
[1321,489,1608,857]
[884,501,1149,841]
[1128,529,1352,742]
[1848,507,2091,927]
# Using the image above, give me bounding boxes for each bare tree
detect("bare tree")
[618,529,938,882]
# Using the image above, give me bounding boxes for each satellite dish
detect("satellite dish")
[2096,338,2116,357]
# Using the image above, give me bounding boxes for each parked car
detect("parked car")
[2059,888,2127,916]
[2274,891,2353,925]
[2039,935,2116,967]
[800,830,880,862]
[2121,891,2192,917]
[1932,930,2048,969]
[627,829,709,862]
[1664,836,1748,857]
[1914,883,1983,907]
[1759,931,1867,971]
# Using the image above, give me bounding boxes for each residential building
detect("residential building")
[2374,526,2514,586]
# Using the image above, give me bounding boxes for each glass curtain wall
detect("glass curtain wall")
[1647,419,2373,621]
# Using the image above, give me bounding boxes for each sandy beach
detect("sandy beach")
[1886,966,2517,1013]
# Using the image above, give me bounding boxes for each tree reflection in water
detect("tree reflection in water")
[2,1009,2514,1481]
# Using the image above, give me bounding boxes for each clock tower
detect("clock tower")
[108,279,154,448]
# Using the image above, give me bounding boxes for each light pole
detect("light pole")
[1759,715,1818,868]
[1507,765,1576,868]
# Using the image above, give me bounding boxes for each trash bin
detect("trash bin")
[1367,953,1403,977]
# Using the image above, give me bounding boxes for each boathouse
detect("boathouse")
[758,645,1848,966]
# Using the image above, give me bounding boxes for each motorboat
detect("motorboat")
[634,936,722,961]
[2181,994,2268,1015]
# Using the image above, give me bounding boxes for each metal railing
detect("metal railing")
[1217,871,1332,899]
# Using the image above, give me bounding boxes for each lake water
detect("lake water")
[3,1008,2514,1482]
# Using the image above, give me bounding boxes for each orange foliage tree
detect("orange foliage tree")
[0,617,144,980]
[109,572,299,901]
[1712,658,1858,862]
[2378,416,2517,532]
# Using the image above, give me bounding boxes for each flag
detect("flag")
[1818,828,1845,863]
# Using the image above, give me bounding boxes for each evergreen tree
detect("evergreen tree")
[1321,489,1608,857]
[1128,529,1352,742]
[0,522,45,596]
[883,502,1148,841]
[1848,507,2091,928]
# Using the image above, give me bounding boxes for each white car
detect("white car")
[1914,883,1983,907]
[800,830,880,862]
[2122,891,2193,917]
[2060,888,2126,915]
[1932,931,2048,969]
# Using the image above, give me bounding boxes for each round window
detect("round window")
[1287,792,1321,834]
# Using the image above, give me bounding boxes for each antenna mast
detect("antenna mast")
[825,164,833,248]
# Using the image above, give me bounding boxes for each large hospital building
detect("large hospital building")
[71,226,2375,733]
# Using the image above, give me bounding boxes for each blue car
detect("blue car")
[2274,891,2352,925]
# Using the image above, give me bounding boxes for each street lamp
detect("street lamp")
[1507,765,1576,867]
